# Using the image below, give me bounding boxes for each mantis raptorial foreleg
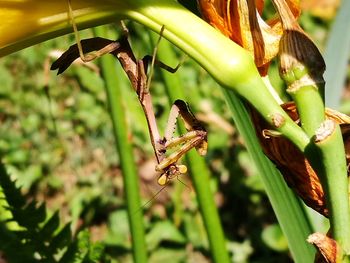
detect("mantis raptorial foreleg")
[52,1,207,187]
[155,100,207,185]
[165,100,207,155]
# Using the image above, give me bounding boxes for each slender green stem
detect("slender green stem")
[149,33,230,263]
[94,26,148,263]
[223,89,315,263]
[186,151,230,262]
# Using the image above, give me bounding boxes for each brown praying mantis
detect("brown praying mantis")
[51,1,208,186]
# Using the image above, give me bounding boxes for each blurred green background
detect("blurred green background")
[0,1,348,262]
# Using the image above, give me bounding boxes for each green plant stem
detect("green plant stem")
[289,85,325,137]
[149,33,230,263]
[223,89,315,263]
[287,84,350,260]
[306,123,350,256]
[283,36,350,259]
[94,26,148,263]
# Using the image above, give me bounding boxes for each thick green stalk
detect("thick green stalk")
[277,17,350,257]
[270,1,350,257]
[306,123,350,257]
[94,26,148,263]
[285,80,350,261]
[150,33,230,263]
[223,89,315,263]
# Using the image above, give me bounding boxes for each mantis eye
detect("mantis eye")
[177,165,187,174]
[157,174,168,186]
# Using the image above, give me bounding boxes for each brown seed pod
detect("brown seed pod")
[251,102,350,217]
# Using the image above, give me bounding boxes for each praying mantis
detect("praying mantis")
[50,1,208,187]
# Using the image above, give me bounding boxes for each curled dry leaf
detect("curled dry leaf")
[197,0,301,74]
[250,102,350,217]
[307,232,342,263]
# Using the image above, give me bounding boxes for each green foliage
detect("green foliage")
[261,224,288,252]
[0,24,302,262]
[0,3,345,260]
[0,162,107,263]
[324,0,350,108]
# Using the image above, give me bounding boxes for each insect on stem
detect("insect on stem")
[51,6,208,189]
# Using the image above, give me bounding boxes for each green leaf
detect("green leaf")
[324,0,350,108]
[149,248,187,263]
[12,201,46,229]
[222,89,315,262]
[50,224,72,252]
[16,164,42,191]
[84,242,105,262]
[0,61,14,96]
[105,210,131,248]
[75,67,105,97]
[39,211,60,240]
[146,220,186,251]
[0,163,26,208]
[183,213,208,249]
[59,241,79,263]
[261,224,289,252]
[227,240,253,263]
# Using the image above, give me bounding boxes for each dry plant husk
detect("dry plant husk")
[308,232,342,263]
[251,102,350,217]
[279,29,326,90]
[197,0,300,74]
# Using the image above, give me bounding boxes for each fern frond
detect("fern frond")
[0,161,106,262]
